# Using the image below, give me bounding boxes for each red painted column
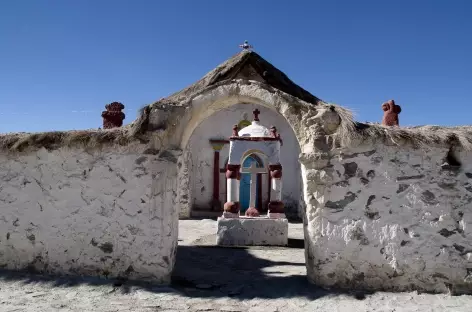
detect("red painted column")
[212,149,220,211]
[210,141,225,211]
[220,167,227,203]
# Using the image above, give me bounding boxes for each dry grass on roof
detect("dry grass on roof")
[340,122,472,151]
[324,103,472,151]
[150,50,321,107]
[5,99,470,154]
[136,99,472,152]
[0,127,138,153]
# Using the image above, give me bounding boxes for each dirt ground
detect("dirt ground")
[1,219,472,311]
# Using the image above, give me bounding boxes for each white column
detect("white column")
[268,164,284,218]
[223,164,241,218]
[270,178,282,201]
[227,179,240,203]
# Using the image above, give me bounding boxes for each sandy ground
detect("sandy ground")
[1,219,472,311]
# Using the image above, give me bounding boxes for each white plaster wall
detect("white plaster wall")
[0,146,179,283]
[186,103,302,217]
[305,144,472,294]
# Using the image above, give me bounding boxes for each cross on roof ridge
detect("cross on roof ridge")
[239,40,253,50]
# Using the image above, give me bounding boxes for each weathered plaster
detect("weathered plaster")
[0,145,178,283]
[304,143,472,294]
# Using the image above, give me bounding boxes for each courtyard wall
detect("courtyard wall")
[304,143,472,294]
[0,144,178,283]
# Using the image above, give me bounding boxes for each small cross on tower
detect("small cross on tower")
[253,109,260,121]
[239,40,253,51]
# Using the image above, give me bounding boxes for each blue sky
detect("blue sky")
[0,0,471,133]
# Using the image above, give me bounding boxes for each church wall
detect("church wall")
[304,143,472,294]
[186,103,302,217]
[0,145,178,283]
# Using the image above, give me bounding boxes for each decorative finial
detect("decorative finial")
[381,99,401,127]
[270,125,283,146]
[232,124,239,137]
[239,40,253,51]
[101,101,125,129]
[252,109,260,121]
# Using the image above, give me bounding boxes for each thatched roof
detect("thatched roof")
[1,122,472,154]
[0,128,139,153]
[347,123,472,151]
[152,50,321,107]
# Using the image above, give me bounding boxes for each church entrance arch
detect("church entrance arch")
[183,103,304,218]
[144,50,347,290]
[184,102,303,219]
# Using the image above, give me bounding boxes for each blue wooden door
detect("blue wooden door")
[239,155,261,213]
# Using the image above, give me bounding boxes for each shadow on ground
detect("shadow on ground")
[0,243,370,301]
[170,244,325,300]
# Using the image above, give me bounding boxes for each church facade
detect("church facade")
[161,48,321,220]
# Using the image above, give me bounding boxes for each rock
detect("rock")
[245,207,260,217]
[216,217,288,246]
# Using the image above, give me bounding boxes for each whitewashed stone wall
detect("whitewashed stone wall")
[305,143,472,294]
[0,145,179,283]
[185,103,302,217]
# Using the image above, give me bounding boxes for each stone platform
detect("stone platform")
[216,217,288,246]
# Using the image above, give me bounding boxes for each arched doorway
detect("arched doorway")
[239,154,264,213]
[185,103,302,219]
